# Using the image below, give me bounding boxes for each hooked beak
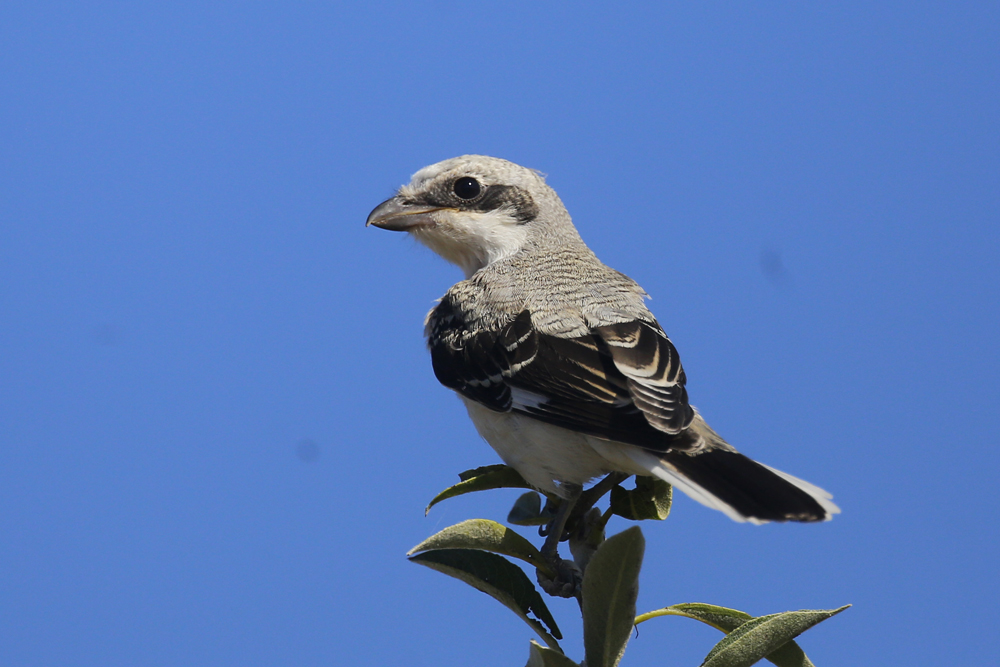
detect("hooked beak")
[366,196,446,232]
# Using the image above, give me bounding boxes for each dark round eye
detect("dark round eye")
[453,177,482,200]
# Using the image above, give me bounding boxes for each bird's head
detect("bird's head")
[367,155,575,277]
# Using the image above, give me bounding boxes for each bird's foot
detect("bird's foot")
[536,555,582,599]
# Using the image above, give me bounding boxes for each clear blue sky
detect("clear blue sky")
[1,3,997,665]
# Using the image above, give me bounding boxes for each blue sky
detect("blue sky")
[1,2,997,665]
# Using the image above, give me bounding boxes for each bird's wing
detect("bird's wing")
[427,297,512,411]
[593,320,695,434]
[427,302,694,450]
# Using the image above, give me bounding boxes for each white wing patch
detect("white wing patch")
[510,387,550,410]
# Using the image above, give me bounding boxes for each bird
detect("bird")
[367,155,839,539]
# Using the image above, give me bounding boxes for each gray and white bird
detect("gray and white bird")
[367,155,839,527]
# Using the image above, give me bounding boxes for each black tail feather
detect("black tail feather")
[662,449,831,522]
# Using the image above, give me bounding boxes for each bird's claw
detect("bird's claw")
[537,557,582,599]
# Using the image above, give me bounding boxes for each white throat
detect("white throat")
[412,209,528,278]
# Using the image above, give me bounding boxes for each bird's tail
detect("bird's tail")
[652,449,839,523]
[616,418,840,523]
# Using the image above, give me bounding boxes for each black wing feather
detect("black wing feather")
[596,321,694,434]
[427,301,695,451]
[428,299,511,410]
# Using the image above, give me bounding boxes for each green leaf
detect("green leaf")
[636,602,751,631]
[425,465,537,515]
[763,641,816,667]
[582,526,645,667]
[508,491,555,526]
[408,519,554,578]
[526,640,580,667]
[458,463,519,482]
[409,548,563,650]
[609,476,672,521]
[635,603,817,667]
[701,606,850,667]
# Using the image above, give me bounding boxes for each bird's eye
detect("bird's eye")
[453,177,482,200]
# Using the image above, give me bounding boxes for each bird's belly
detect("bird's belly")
[461,397,615,497]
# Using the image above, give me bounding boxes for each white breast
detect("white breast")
[461,396,621,496]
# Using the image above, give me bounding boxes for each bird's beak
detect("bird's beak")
[366,196,444,232]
